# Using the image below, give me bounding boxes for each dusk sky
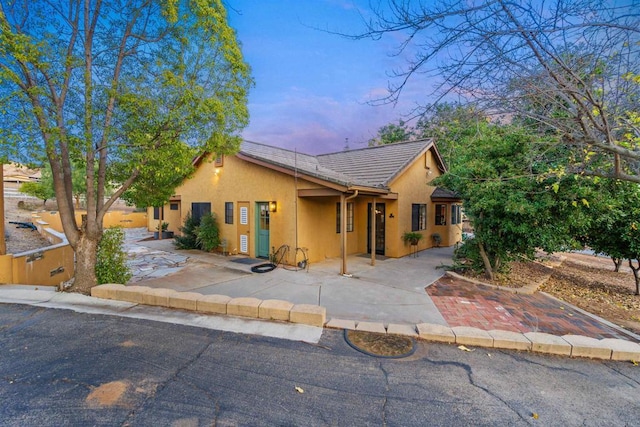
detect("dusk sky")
[227,1,433,154]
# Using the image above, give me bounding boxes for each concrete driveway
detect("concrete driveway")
[130,236,453,326]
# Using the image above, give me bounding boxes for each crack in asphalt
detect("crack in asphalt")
[603,361,640,386]
[379,362,390,427]
[501,351,589,377]
[427,359,532,424]
[119,335,217,426]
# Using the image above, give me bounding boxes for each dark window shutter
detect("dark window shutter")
[411,204,420,231]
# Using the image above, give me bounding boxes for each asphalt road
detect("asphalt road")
[0,304,638,426]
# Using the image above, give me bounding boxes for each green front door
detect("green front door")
[256,202,270,258]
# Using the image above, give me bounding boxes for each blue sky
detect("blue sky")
[227,1,428,154]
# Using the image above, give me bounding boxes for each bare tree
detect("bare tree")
[356,0,640,183]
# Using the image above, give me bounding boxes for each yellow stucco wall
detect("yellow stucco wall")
[11,244,74,286]
[0,254,12,283]
[154,148,461,263]
[2,210,145,286]
[36,210,147,234]
[388,147,462,257]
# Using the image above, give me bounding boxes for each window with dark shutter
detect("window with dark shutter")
[191,202,211,224]
[411,204,420,231]
[225,202,233,224]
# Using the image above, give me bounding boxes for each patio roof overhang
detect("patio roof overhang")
[297,188,397,199]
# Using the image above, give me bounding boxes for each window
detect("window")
[411,204,427,231]
[451,204,461,225]
[170,203,179,211]
[435,204,447,225]
[225,202,234,224]
[336,202,354,233]
[153,207,162,220]
[191,202,211,224]
[214,154,224,166]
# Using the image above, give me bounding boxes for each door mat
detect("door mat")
[230,257,265,265]
[357,253,389,261]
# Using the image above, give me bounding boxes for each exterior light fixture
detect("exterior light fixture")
[269,201,277,213]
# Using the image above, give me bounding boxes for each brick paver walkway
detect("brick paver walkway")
[428,276,635,341]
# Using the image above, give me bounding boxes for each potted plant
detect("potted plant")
[431,232,442,247]
[155,222,172,239]
[402,231,423,245]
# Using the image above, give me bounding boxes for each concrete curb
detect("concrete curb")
[85,284,640,362]
[91,284,327,328]
[2,285,637,362]
[0,285,323,344]
[324,318,640,362]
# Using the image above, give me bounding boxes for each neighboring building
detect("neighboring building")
[2,162,41,184]
[148,139,462,273]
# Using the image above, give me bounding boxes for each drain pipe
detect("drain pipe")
[341,190,359,276]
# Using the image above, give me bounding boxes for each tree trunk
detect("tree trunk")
[629,259,640,296]
[72,234,100,294]
[478,241,495,281]
[612,257,622,272]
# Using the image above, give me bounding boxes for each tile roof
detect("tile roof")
[239,139,435,190]
[317,139,434,187]
[431,187,461,200]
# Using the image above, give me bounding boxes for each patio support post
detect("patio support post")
[371,197,376,266]
[340,193,347,275]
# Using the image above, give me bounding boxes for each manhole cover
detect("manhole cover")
[344,330,416,358]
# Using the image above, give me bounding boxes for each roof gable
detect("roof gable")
[316,139,436,187]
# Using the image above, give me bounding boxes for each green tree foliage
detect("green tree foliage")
[358,1,640,183]
[0,1,252,293]
[196,213,221,252]
[578,180,640,295]
[19,180,55,206]
[434,122,590,279]
[174,212,200,250]
[96,227,132,285]
[414,103,487,168]
[21,162,90,208]
[368,120,414,146]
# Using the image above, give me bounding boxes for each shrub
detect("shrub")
[452,238,484,273]
[196,213,220,252]
[96,227,132,284]
[174,212,200,249]
[453,237,510,276]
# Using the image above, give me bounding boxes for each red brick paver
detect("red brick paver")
[427,276,635,341]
